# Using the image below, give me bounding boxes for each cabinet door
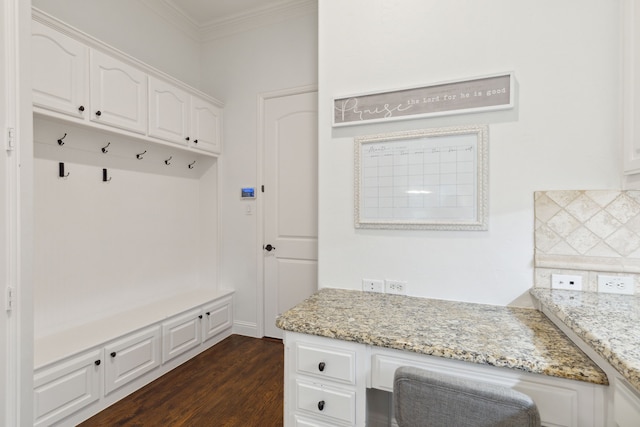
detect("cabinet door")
[104,326,161,396]
[202,297,233,343]
[31,20,88,118]
[148,77,190,145]
[162,309,202,363]
[190,96,222,154]
[90,50,147,134]
[33,350,102,427]
[615,380,640,427]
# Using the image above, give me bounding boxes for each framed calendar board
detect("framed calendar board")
[354,125,488,230]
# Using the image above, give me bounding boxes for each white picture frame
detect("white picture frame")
[354,125,489,230]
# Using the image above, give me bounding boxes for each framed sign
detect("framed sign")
[354,125,488,230]
[334,73,513,126]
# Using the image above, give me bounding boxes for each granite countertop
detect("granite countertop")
[530,288,640,393]
[276,288,607,385]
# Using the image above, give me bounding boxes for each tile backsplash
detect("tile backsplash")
[534,190,640,292]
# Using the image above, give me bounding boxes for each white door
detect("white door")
[263,89,318,339]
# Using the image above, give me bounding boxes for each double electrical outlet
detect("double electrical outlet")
[551,273,635,295]
[362,278,407,295]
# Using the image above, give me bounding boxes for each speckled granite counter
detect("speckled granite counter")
[531,288,640,393]
[276,288,607,385]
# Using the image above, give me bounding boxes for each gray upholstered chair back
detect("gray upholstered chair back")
[393,366,541,427]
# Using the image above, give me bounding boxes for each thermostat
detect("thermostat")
[241,187,256,199]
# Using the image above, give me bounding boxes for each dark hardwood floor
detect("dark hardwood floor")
[79,335,284,427]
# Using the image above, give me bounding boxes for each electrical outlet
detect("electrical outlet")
[551,274,583,291]
[385,280,407,295]
[362,278,384,293]
[598,275,634,295]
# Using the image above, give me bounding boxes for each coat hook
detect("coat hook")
[102,168,111,182]
[101,142,111,153]
[58,162,70,178]
[57,133,67,146]
[188,160,196,169]
[164,156,172,165]
[136,150,147,160]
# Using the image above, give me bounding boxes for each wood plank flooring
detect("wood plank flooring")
[79,335,284,427]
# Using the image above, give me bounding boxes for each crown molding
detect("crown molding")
[199,0,317,42]
[141,0,317,43]
[139,0,202,42]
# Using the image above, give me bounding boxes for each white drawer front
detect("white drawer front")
[296,380,356,425]
[294,414,337,427]
[296,342,355,385]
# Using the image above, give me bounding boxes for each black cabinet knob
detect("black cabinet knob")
[78,105,85,112]
[264,244,275,252]
[206,312,210,316]
[95,110,102,117]
[94,360,101,366]
[199,315,203,319]
[194,139,198,144]
[318,362,326,372]
[110,352,117,358]
[317,400,325,411]
[185,136,190,141]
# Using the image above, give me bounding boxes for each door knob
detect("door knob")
[264,244,276,252]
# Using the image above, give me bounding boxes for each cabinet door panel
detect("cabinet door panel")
[32,20,88,118]
[162,309,202,363]
[104,326,161,395]
[191,96,222,154]
[202,297,233,342]
[90,50,147,134]
[33,350,101,427]
[148,77,190,145]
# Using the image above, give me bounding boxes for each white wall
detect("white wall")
[318,0,622,306]
[31,0,202,88]
[200,12,318,335]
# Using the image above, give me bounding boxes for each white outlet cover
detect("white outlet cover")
[362,278,384,293]
[597,275,634,295]
[551,274,583,291]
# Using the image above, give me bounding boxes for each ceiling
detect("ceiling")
[166,0,295,26]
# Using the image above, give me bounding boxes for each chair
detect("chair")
[393,366,541,427]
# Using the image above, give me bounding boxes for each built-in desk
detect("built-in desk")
[276,288,608,427]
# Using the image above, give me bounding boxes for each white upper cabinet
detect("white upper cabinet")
[191,96,222,154]
[148,76,191,146]
[90,50,147,134]
[31,12,223,155]
[31,20,88,118]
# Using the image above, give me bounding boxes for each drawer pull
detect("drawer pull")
[317,400,325,411]
[94,360,101,366]
[110,352,117,358]
[318,362,326,372]
[95,110,102,117]
[199,315,203,319]
[78,105,85,112]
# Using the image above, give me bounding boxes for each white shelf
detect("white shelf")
[34,288,234,368]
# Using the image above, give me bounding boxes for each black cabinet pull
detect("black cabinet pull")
[185,136,190,141]
[206,312,210,316]
[264,244,275,252]
[95,110,102,117]
[194,139,198,144]
[199,315,203,319]
[78,105,85,112]
[317,400,325,411]
[94,360,101,366]
[110,352,117,358]
[318,362,326,372]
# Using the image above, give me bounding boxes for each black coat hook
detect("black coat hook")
[58,162,69,178]
[102,168,111,182]
[101,142,111,153]
[57,133,67,146]
[136,150,147,160]
[188,161,196,169]
[164,156,172,165]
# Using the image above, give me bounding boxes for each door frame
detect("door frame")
[256,84,317,338]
